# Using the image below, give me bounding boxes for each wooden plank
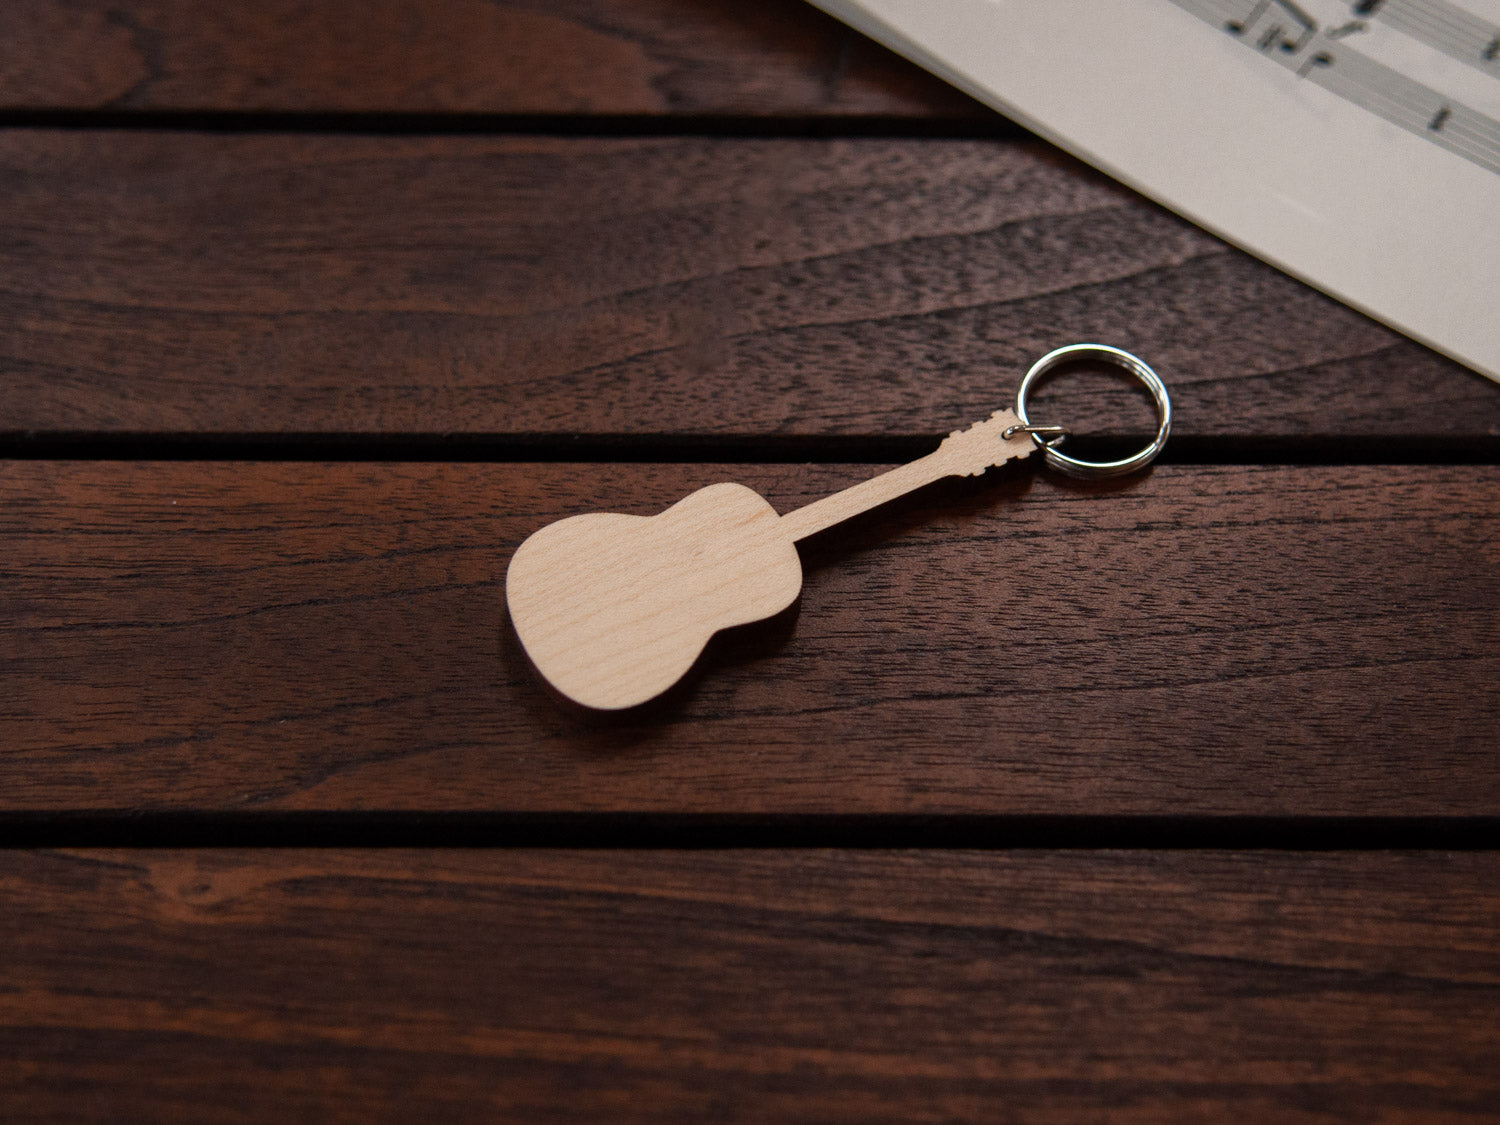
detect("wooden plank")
[1,133,1494,441]
[3,848,1497,1121]
[3,460,1497,815]
[0,0,980,117]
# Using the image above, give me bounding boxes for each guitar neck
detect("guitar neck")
[776,411,1035,542]
[777,452,953,542]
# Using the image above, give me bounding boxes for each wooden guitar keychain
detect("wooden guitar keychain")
[507,344,1171,710]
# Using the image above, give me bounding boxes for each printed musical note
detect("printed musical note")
[1297,48,1336,75]
[1227,0,1320,52]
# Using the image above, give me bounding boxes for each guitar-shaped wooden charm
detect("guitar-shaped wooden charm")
[506,409,1036,710]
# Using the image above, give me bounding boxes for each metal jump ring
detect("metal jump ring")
[1014,344,1171,480]
[1002,422,1070,449]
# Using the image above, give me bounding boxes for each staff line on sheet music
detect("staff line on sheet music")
[1324,73,1495,165]
[1387,0,1486,41]
[1356,0,1500,75]
[1393,5,1481,41]
[1329,47,1500,139]
[1167,0,1500,175]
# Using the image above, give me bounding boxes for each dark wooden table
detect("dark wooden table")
[4,2,1499,1119]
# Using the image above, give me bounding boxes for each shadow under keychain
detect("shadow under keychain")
[507,344,1171,710]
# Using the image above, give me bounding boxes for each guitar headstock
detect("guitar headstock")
[935,409,1037,477]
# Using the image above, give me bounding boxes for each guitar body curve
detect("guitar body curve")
[506,482,802,709]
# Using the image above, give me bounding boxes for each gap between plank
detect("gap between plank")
[0,813,1495,850]
[0,109,1021,139]
[2,432,1497,465]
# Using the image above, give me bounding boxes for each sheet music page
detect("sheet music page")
[809,0,1500,382]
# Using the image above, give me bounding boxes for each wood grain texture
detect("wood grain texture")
[3,848,1497,1122]
[2,132,1495,440]
[0,0,981,117]
[4,460,1497,815]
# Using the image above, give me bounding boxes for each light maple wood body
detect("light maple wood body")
[508,483,802,709]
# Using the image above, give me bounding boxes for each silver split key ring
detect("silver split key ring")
[1008,343,1172,480]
